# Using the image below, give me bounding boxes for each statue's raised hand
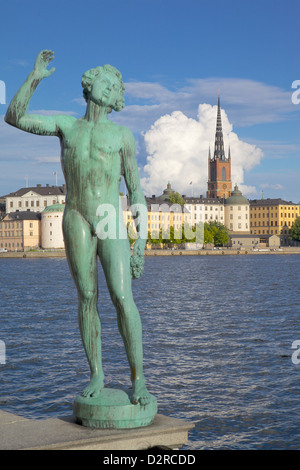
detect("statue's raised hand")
[33,50,55,79]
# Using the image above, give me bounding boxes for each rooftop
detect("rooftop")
[2,184,66,198]
[43,203,65,213]
[249,198,299,206]
[2,211,41,221]
[225,185,249,205]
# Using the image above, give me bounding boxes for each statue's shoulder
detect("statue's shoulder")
[118,125,135,146]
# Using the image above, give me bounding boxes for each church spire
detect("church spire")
[213,92,226,161]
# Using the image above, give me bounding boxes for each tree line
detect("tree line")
[128,220,230,247]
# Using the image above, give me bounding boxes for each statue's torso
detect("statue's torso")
[61,118,124,225]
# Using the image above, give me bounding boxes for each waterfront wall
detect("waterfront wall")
[1,248,300,258]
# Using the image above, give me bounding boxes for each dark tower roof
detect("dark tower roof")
[213,94,227,162]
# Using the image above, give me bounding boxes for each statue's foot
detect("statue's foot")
[81,375,104,398]
[131,379,152,406]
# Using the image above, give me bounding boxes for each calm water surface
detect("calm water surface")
[1,254,300,449]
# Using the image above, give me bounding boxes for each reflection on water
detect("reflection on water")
[1,255,300,449]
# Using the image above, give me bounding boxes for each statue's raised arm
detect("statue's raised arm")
[5,50,75,136]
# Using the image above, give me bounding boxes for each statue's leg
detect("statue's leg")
[63,209,104,398]
[97,237,151,405]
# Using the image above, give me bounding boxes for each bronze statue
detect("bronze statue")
[5,50,153,414]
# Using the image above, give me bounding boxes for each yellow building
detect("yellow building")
[123,196,190,243]
[249,198,300,245]
[0,211,41,252]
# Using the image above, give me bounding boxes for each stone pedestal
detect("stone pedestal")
[0,410,194,449]
[73,388,157,429]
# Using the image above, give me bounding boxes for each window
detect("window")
[222,167,226,181]
[10,201,13,208]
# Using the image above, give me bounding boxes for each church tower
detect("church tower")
[207,94,232,199]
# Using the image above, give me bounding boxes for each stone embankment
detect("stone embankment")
[1,248,300,258]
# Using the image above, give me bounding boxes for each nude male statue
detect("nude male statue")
[5,50,151,406]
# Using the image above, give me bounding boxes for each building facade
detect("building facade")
[249,198,300,245]
[41,203,65,249]
[183,196,225,226]
[4,184,66,214]
[224,185,250,233]
[0,211,41,251]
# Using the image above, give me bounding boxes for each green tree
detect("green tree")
[290,217,300,242]
[204,224,214,244]
[214,229,230,246]
[148,230,161,245]
[169,192,185,206]
[204,221,229,246]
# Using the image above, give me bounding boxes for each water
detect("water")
[1,254,300,449]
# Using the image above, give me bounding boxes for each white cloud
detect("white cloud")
[140,104,263,198]
[260,183,284,191]
[111,77,297,134]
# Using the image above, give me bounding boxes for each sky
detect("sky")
[0,0,300,202]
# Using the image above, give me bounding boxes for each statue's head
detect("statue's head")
[81,65,125,112]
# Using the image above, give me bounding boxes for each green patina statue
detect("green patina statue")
[5,50,156,427]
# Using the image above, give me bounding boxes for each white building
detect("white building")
[183,196,225,226]
[224,185,250,233]
[41,203,65,249]
[4,184,66,214]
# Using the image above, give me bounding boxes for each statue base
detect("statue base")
[73,388,157,429]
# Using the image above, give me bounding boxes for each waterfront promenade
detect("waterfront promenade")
[0,247,300,258]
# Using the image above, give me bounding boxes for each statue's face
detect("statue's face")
[90,71,122,108]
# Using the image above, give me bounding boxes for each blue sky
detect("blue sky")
[0,0,300,202]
